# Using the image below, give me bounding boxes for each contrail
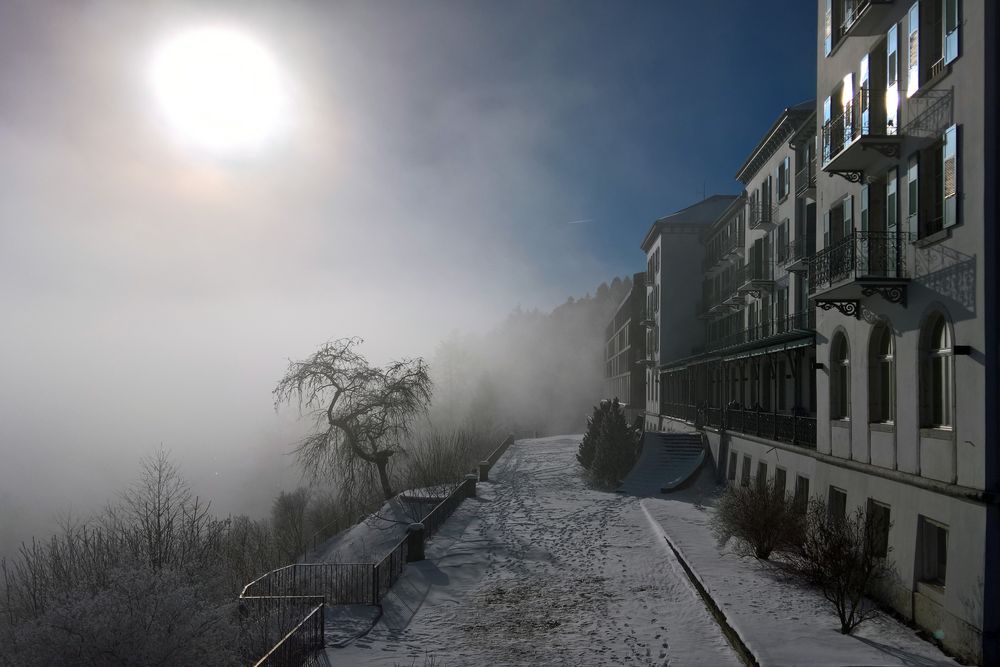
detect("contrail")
[566,219,593,225]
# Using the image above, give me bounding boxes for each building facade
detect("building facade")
[810,0,991,659]
[603,272,647,423]
[625,2,998,661]
[639,195,739,432]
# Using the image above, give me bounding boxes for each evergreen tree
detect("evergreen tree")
[577,400,609,469]
[591,398,640,486]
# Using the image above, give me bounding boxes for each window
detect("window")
[828,486,847,520]
[756,461,768,490]
[868,322,896,423]
[774,467,787,495]
[741,455,752,487]
[867,499,891,558]
[908,0,961,96]
[728,451,738,482]
[911,125,959,239]
[794,475,810,513]
[831,332,851,420]
[777,156,790,201]
[920,313,953,428]
[917,516,948,587]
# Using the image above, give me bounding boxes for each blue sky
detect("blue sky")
[303,0,820,295]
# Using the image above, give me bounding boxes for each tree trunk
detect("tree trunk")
[376,459,394,500]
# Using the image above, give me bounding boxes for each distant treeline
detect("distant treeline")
[428,276,633,436]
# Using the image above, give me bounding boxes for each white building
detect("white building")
[640,195,739,432]
[809,0,994,660]
[647,2,999,661]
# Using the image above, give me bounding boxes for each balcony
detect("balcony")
[736,261,774,298]
[776,237,812,273]
[794,155,816,198]
[748,200,778,231]
[808,231,913,315]
[706,311,815,353]
[822,87,902,182]
[840,0,895,39]
[639,310,656,328]
[702,231,745,275]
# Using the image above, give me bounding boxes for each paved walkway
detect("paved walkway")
[327,436,741,667]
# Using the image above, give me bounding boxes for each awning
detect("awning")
[721,333,814,362]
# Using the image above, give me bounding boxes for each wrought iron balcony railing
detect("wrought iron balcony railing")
[795,156,817,196]
[702,228,746,273]
[776,237,812,268]
[663,403,816,449]
[748,200,779,230]
[808,231,912,294]
[705,311,815,352]
[822,87,898,164]
[840,0,895,38]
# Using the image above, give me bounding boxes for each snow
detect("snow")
[313,492,445,564]
[641,483,961,667]
[320,435,960,666]
[325,436,740,666]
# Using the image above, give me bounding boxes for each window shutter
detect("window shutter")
[886,167,898,231]
[860,54,870,134]
[842,72,855,145]
[823,210,831,248]
[943,124,958,228]
[907,2,920,97]
[908,154,919,236]
[944,0,959,64]
[860,184,869,232]
[825,0,833,55]
[887,24,899,134]
[844,195,854,237]
[823,97,832,162]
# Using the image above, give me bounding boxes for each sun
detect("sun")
[149,26,287,155]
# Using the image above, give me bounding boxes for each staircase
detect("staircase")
[619,431,706,496]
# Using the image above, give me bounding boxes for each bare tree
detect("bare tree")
[782,500,895,634]
[274,337,432,500]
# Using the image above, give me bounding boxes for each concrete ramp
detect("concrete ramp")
[620,432,706,496]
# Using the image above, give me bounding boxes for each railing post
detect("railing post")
[372,564,379,605]
[479,460,490,482]
[406,523,426,563]
[465,474,478,498]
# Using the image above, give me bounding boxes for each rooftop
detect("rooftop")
[640,194,740,251]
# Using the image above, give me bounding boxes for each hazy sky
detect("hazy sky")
[0,0,815,549]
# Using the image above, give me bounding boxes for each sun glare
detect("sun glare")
[150,26,287,155]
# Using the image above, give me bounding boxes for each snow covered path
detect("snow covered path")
[326,435,742,666]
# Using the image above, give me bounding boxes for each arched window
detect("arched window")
[921,313,954,428]
[868,323,896,423]
[831,332,851,419]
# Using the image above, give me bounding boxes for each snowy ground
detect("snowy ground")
[642,491,960,667]
[322,435,960,667]
[325,435,741,666]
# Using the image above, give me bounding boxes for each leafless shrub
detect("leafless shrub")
[711,479,804,560]
[781,499,895,634]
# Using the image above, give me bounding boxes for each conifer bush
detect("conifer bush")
[577,400,609,470]
[584,398,640,486]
